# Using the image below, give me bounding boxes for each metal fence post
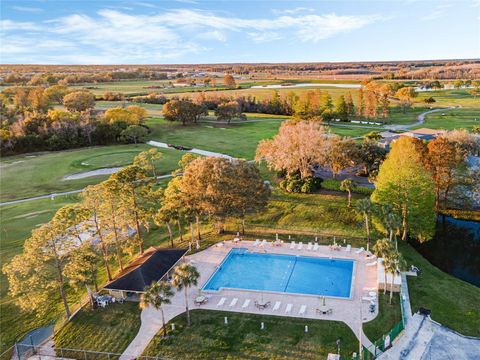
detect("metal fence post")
[15,343,20,360]
[60,347,64,359]
[84,349,87,360]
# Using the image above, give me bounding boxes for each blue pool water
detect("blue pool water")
[203,248,354,298]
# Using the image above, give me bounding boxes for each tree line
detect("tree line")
[2,150,269,320]
[0,87,149,155]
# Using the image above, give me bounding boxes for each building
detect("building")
[377,128,445,150]
[402,128,446,141]
[104,247,188,300]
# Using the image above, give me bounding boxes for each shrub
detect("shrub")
[279,173,322,194]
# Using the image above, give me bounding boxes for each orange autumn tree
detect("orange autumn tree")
[255,120,330,179]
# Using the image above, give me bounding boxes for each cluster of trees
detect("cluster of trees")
[2,150,270,320]
[2,152,164,318]
[371,132,479,243]
[0,86,149,154]
[156,155,270,241]
[255,121,386,192]
[162,97,246,125]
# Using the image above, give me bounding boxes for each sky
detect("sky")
[0,0,479,64]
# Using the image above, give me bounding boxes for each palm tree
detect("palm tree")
[385,212,402,250]
[340,179,356,208]
[140,281,174,337]
[172,263,200,327]
[375,204,402,249]
[356,198,374,251]
[372,239,394,294]
[382,250,407,304]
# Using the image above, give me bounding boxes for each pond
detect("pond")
[411,216,480,287]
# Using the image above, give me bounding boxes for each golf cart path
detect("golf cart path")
[384,107,457,131]
[0,143,234,206]
[0,174,174,206]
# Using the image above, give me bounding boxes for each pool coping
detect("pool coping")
[201,247,357,300]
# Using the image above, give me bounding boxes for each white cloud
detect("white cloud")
[0,9,381,63]
[248,32,282,43]
[11,6,43,13]
[0,19,40,31]
[272,7,315,15]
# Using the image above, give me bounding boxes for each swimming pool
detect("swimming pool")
[202,248,354,298]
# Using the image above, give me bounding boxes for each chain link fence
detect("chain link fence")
[4,343,169,360]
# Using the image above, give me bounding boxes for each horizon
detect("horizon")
[1,0,479,64]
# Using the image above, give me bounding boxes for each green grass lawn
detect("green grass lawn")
[147,117,283,159]
[142,310,359,360]
[0,145,183,202]
[415,107,480,131]
[245,191,365,238]
[416,89,479,107]
[54,302,141,355]
[328,125,379,138]
[363,293,403,342]
[400,242,480,337]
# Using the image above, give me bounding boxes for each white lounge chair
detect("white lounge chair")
[229,298,238,307]
[297,242,303,250]
[299,305,307,315]
[366,261,377,267]
[217,297,226,307]
[345,245,351,252]
[285,303,293,314]
[259,240,267,248]
[313,243,319,251]
[273,301,281,311]
[355,247,365,254]
[362,296,376,302]
[307,242,313,250]
[253,239,260,247]
[363,287,376,291]
[242,299,251,309]
[290,241,296,249]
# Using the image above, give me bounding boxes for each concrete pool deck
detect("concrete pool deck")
[120,240,380,359]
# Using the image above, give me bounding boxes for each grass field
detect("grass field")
[142,310,359,360]
[54,302,141,355]
[400,242,480,337]
[363,293,402,342]
[245,191,365,238]
[0,145,183,202]
[415,107,480,130]
[416,89,480,107]
[147,117,283,159]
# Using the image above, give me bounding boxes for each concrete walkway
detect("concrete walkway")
[400,273,413,326]
[378,314,480,360]
[120,241,380,359]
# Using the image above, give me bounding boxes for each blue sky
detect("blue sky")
[1,0,479,64]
